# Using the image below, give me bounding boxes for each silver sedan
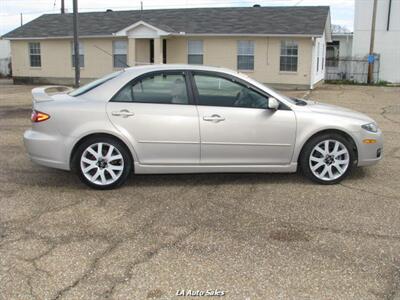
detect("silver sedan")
[24,65,383,189]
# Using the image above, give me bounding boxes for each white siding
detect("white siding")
[353,0,400,83]
[311,32,326,87]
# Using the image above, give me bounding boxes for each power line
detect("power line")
[1,0,314,16]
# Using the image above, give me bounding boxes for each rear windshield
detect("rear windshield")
[69,71,123,97]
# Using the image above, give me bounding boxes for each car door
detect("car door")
[191,72,296,165]
[106,71,200,165]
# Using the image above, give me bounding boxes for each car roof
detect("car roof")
[123,64,239,76]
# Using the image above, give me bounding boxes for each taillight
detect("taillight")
[31,110,50,122]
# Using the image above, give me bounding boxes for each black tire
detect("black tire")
[299,133,356,185]
[73,136,132,190]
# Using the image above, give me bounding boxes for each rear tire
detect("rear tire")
[299,133,355,184]
[74,136,132,189]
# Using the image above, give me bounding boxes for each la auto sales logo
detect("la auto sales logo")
[176,289,225,297]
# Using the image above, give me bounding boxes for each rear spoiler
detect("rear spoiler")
[31,86,73,103]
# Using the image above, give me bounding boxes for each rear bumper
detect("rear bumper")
[355,129,383,167]
[24,129,70,170]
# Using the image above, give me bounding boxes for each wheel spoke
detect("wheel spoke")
[87,147,99,159]
[333,163,344,174]
[310,156,323,163]
[315,146,326,155]
[105,145,115,160]
[327,166,334,179]
[324,140,330,153]
[106,168,117,180]
[320,165,329,178]
[332,141,340,155]
[312,162,324,171]
[335,149,347,157]
[109,154,122,162]
[82,157,96,165]
[92,169,101,181]
[109,164,123,171]
[99,170,107,184]
[336,158,349,165]
[97,143,103,157]
[83,164,97,173]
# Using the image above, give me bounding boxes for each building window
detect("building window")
[280,40,298,72]
[237,41,254,70]
[188,40,203,64]
[113,40,128,68]
[71,41,84,68]
[28,42,41,67]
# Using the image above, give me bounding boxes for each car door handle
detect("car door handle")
[111,109,135,118]
[203,114,225,122]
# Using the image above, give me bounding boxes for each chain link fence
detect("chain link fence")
[325,55,380,83]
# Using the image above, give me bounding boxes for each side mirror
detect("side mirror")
[267,97,279,110]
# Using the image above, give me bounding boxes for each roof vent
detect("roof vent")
[253,4,261,7]
[106,9,113,12]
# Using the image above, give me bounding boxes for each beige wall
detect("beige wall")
[11,35,313,86]
[167,36,313,85]
[11,38,116,79]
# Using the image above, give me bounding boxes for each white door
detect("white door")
[107,71,200,165]
[192,73,296,165]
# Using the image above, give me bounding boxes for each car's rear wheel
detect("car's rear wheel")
[300,133,355,184]
[75,136,132,189]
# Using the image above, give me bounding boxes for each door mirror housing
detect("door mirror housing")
[267,97,279,110]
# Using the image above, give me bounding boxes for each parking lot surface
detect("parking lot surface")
[0,81,400,300]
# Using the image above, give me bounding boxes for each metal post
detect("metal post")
[20,13,23,26]
[73,0,80,87]
[61,0,65,14]
[367,0,378,84]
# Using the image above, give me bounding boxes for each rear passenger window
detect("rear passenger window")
[112,73,189,104]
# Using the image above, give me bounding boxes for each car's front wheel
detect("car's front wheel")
[300,133,355,184]
[74,136,132,189]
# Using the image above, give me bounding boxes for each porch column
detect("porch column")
[128,38,136,66]
[153,37,163,64]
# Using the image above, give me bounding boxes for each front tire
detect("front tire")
[74,136,132,189]
[300,133,355,184]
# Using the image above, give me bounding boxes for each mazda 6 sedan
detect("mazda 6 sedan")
[24,64,383,189]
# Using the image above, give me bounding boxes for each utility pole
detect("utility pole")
[367,0,378,84]
[20,13,23,26]
[61,0,65,14]
[73,0,80,87]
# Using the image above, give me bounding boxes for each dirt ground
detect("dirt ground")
[0,81,400,300]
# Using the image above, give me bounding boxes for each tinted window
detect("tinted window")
[69,71,122,97]
[113,73,189,104]
[193,74,268,109]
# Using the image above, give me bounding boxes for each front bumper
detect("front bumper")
[354,129,383,167]
[24,129,70,170]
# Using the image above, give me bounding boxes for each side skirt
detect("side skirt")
[134,162,298,174]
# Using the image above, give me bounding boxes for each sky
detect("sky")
[0,0,355,35]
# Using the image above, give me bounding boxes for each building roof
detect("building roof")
[2,6,330,39]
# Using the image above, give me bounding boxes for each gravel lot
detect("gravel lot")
[0,81,399,300]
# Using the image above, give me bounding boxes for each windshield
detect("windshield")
[69,71,123,97]
[260,84,307,105]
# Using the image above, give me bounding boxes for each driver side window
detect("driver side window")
[193,74,268,109]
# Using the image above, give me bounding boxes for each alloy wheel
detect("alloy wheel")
[80,142,124,186]
[309,139,350,181]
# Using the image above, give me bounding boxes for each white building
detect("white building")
[353,0,400,83]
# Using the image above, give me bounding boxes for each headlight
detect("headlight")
[361,122,378,133]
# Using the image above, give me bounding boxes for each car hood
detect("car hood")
[304,100,375,123]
